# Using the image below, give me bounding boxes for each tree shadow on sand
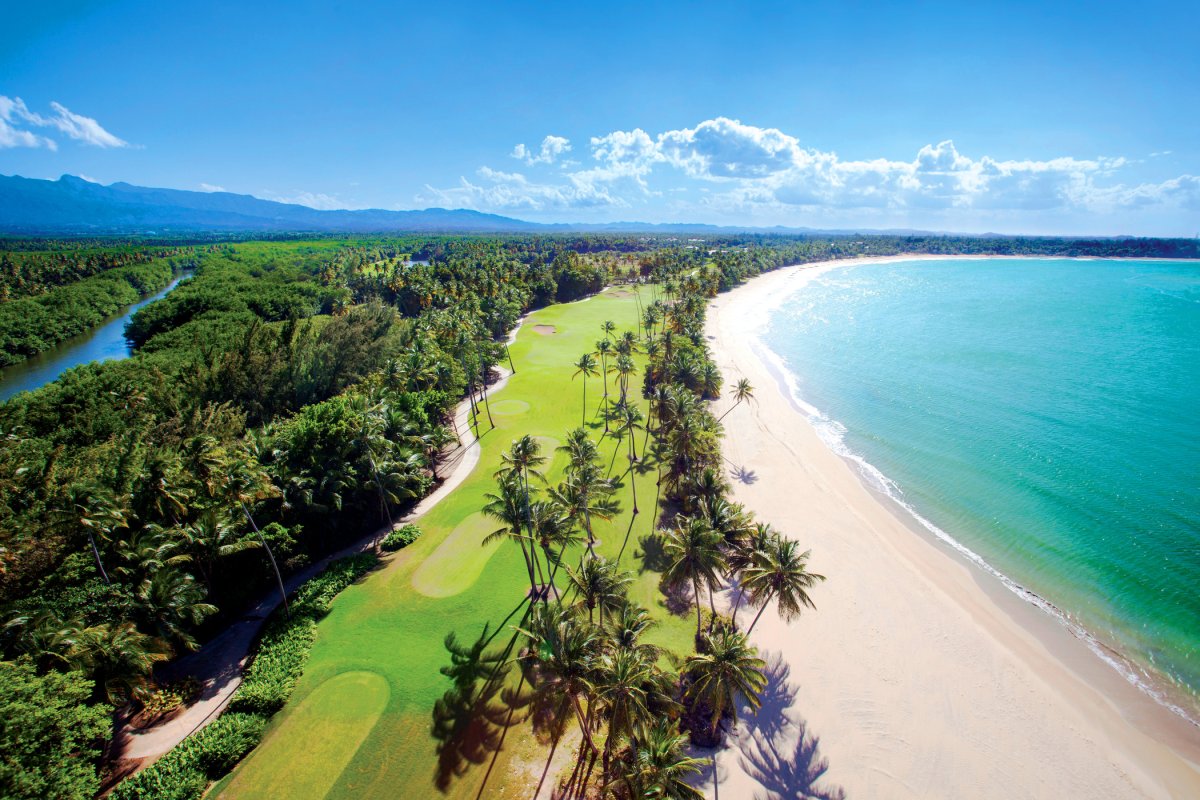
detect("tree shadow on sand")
[431,603,536,794]
[707,652,846,800]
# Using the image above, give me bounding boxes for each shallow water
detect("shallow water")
[762,258,1200,714]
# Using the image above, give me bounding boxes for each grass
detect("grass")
[216,287,691,799]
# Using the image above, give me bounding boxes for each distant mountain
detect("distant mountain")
[0,173,1123,238]
[0,174,545,234]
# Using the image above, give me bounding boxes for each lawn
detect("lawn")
[216,286,692,799]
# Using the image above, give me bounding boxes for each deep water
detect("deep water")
[763,257,1200,713]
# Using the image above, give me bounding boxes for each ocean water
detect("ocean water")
[761,257,1200,719]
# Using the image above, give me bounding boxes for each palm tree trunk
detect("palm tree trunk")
[570,693,599,755]
[707,581,718,631]
[505,342,516,374]
[730,583,747,628]
[480,369,495,428]
[746,588,775,636]
[692,573,703,641]
[241,501,289,619]
[86,530,111,585]
[717,399,741,422]
[581,377,587,427]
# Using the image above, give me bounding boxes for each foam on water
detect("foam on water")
[748,259,1200,728]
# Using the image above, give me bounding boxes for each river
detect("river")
[0,273,190,403]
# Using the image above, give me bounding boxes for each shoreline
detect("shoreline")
[705,255,1200,799]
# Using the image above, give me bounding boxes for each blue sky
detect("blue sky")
[2,0,1198,235]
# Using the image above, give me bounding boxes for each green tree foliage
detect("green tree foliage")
[0,659,110,800]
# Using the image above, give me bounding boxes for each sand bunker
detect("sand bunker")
[533,324,557,335]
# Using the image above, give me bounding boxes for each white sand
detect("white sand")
[704,257,1200,799]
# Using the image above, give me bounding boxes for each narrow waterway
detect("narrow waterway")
[0,273,190,402]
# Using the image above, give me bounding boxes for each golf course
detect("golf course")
[214,285,691,799]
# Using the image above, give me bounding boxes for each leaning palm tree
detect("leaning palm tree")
[220,449,290,618]
[685,628,767,742]
[566,556,632,624]
[595,339,614,430]
[593,648,659,782]
[624,720,706,800]
[518,604,602,758]
[482,474,541,598]
[528,498,582,597]
[742,536,826,635]
[573,353,600,427]
[728,523,778,623]
[495,435,548,572]
[661,516,726,642]
[550,462,621,558]
[717,378,754,422]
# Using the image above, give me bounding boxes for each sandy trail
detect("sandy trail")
[703,257,1200,799]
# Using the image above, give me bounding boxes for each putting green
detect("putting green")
[216,286,693,800]
[221,671,389,800]
[410,512,501,598]
[486,398,530,415]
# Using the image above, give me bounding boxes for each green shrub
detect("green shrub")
[228,554,375,715]
[113,554,376,799]
[381,523,422,551]
[110,714,265,800]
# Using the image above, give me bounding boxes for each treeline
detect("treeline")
[0,236,629,799]
[0,259,180,367]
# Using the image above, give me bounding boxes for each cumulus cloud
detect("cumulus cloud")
[423,116,1198,220]
[511,135,571,165]
[0,95,128,149]
[420,165,622,212]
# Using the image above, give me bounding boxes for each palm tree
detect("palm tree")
[605,602,661,662]
[573,353,599,427]
[529,499,582,599]
[220,449,289,618]
[742,537,826,635]
[595,339,614,430]
[71,621,172,705]
[136,567,218,652]
[616,404,645,514]
[623,720,706,800]
[566,557,631,624]
[593,648,658,782]
[684,628,767,742]
[717,378,754,422]
[518,605,601,758]
[662,516,726,641]
[58,484,128,586]
[550,462,620,558]
[482,474,540,598]
[176,508,260,591]
[495,435,548,573]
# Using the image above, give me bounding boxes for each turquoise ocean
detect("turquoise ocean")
[760,257,1200,721]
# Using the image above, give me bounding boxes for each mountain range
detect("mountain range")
[0,173,947,236]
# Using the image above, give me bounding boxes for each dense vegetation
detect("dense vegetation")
[0,231,1194,798]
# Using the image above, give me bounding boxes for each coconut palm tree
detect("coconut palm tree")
[573,353,599,427]
[518,605,602,758]
[57,483,129,586]
[595,339,614,430]
[605,601,661,663]
[593,648,659,782]
[623,720,706,800]
[743,537,826,635]
[550,462,621,558]
[615,353,637,405]
[717,378,755,422]
[495,435,548,572]
[528,498,582,598]
[220,449,290,618]
[566,557,632,624]
[136,567,218,652]
[175,508,260,591]
[616,404,645,514]
[482,474,541,598]
[662,516,726,641]
[685,628,767,742]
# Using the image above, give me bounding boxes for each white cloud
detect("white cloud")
[267,191,347,210]
[199,183,226,192]
[423,117,1199,223]
[0,95,127,149]
[511,135,571,165]
[419,165,621,212]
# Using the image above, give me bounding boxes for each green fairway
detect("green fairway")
[217,287,691,799]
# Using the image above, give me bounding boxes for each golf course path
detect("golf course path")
[109,336,520,770]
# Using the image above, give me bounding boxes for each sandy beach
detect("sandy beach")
[705,256,1200,799]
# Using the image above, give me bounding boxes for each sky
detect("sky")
[2,0,1198,235]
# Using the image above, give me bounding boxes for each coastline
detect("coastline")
[704,256,1200,799]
